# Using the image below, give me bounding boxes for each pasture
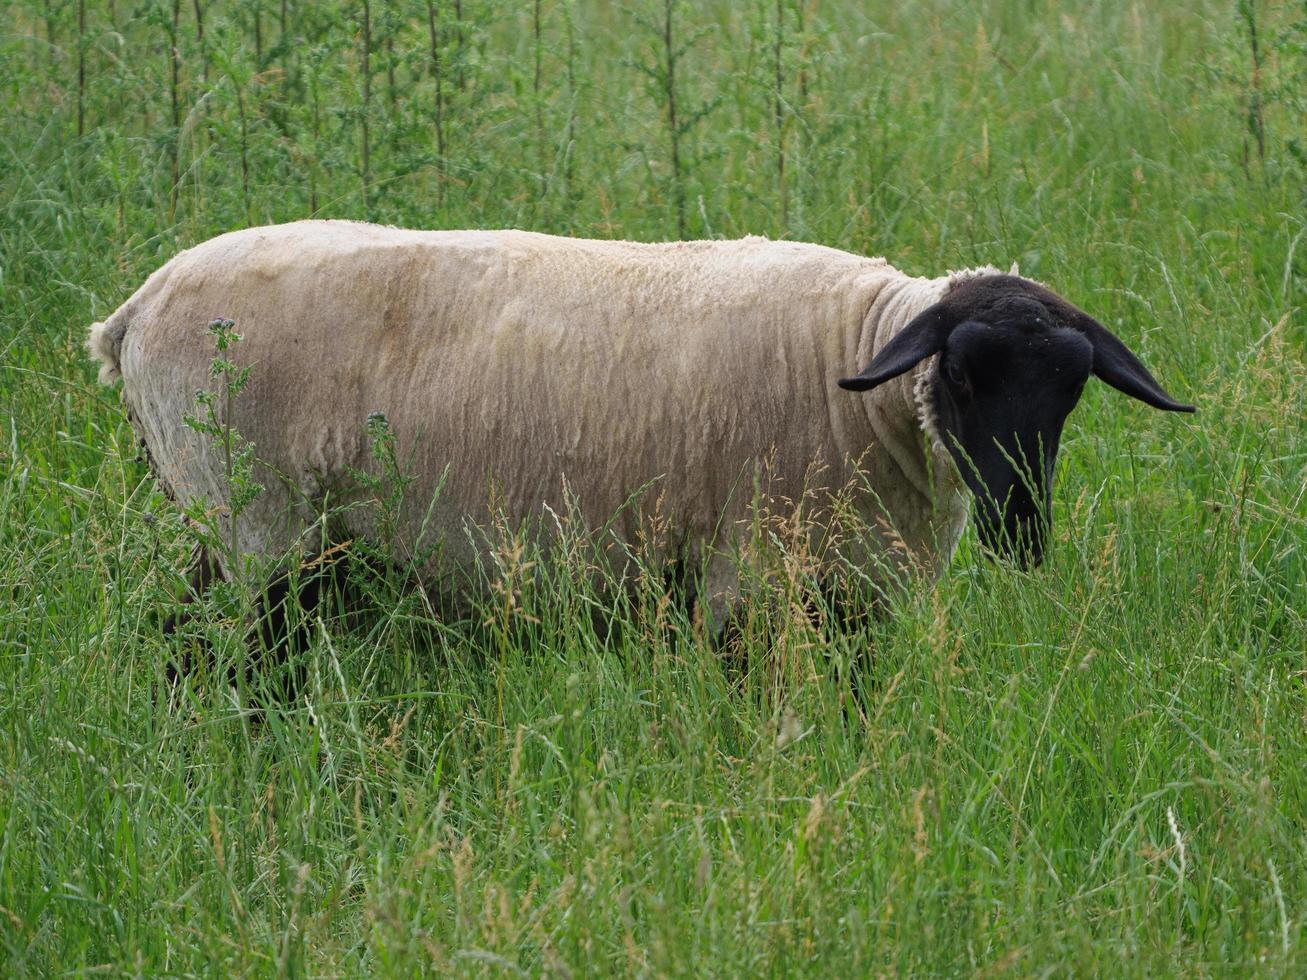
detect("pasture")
[1,0,1305,973]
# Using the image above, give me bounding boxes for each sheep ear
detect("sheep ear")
[838,304,951,392]
[1078,315,1196,413]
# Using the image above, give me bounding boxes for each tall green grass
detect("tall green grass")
[1,0,1305,973]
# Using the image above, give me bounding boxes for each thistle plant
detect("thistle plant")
[182,318,263,579]
[355,410,416,557]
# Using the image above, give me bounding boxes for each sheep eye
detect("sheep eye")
[945,358,967,388]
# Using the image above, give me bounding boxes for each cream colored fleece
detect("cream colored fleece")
[90,220,984,617]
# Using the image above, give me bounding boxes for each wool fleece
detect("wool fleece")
[90,220,982,616]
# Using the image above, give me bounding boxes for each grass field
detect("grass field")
[2,0,1306,974]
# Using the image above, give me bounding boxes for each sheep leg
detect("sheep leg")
[162,542,364,704]
[688,554,748,656]
[246,544,388,700]
[162,543,222,689]
[246,550,350,701]
[816,575,891,710]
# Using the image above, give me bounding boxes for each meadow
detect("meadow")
[2,0,1305,974]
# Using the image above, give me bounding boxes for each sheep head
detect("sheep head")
[838,275,1195,569]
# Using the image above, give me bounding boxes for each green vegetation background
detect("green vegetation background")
[1,0,1305,974]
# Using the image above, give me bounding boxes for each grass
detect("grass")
[2,0,1306,974]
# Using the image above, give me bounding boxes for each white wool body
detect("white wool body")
[91,220,978,616]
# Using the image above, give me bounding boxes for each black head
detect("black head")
[838,275,1194,568]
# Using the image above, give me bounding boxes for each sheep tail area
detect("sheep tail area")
[87,305,131,384]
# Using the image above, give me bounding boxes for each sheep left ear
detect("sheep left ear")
[837,304,951,392]
[1077,315,1196,413]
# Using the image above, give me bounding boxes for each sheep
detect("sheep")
[88,220,1193,666]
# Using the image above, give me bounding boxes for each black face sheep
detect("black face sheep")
[87,221,1193,673]
[839,274,1194,567]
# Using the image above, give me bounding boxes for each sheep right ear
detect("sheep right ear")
[838,304,952,392]
[1075,314,1197,413]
